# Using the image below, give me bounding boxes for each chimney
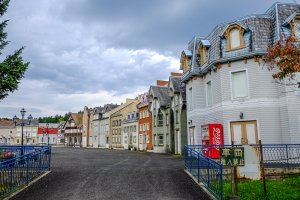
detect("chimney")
[156,80,169,87]
[171,72,183,77]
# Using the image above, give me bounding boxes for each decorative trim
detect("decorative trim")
[289,17,300,40]
[224,24,245,50]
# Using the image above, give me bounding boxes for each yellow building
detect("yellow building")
[109,98,139,148]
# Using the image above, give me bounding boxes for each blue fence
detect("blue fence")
[184,145,223,200]
[252,144,300,168]
[184,144,300,200]
[0,145,51,198]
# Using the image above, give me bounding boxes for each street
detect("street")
[10,147,211,200]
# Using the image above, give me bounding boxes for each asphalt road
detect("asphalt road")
[10,147,212,200]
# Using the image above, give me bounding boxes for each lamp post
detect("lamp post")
[13,108,33,155]
[46,123,49,146]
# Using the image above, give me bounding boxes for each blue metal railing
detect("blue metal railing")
[185,144,300,200]
[186,144,300,168]
[251,144,300,168]
[0,145,51,198]
[184,145,223,200]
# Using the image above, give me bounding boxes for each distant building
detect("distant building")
[109,99,138,149]
[123,110,139,150]
[62,113,83,147]
[82,106,93,147]
[38,123,59,145]
[168,73,187,154]
[92,104,119,148]
[0,118,16,145]
[148,80,171,153]
[99,104,119,148]
[57,121,65,144]
[137,93,152,151]
[15,119,39,145]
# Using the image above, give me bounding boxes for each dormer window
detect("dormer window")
[223,24,245,50]
[283,13,300,40]
[229,28,241,49]
[199,45,208,65]
[180,50,192,73]
[294,19,300,38]
[198,40,210,65]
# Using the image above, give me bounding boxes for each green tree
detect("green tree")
[0,0,29,100]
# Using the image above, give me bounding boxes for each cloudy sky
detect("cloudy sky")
[0,0,295,118]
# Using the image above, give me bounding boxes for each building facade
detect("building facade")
[92,104,119,148]
[123,111,138,150]
[168,73,187,154]
[92,106,103,148]
[181,3,300,146]
[82,107,93,147]
[57,121,65,144]
[148,80,171,153]
[38,123,59,145]
[15,119,39,145]
[62,113,83,146]
[137,93,152,151]
[0,118,16,145]
[109,99,138,148]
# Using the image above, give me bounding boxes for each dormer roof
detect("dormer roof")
[149,86,170,108]
[282,12,300,26]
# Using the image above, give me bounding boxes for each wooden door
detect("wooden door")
[230,121,258,145]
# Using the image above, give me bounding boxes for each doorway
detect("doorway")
[230,120,258,145]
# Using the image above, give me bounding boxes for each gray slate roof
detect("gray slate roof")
[149,86,171,107]
[170,76,186,102]
[103,104,119,113]
[183,3,300,78]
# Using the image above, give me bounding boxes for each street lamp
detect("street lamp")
[13,108,33,155]
[46,123,49,146]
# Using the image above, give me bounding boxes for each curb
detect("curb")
[184,169,217,200]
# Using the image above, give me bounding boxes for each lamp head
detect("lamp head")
[28,114,33,122]
[13,115,18,121]
[20,108,26,117]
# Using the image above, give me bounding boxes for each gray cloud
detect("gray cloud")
[0,0,294,117]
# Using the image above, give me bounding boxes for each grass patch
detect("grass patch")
[223,175,300,200]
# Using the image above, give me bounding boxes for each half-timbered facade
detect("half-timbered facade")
[62,113,83,147]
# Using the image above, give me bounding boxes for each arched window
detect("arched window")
[229,28,241,49]
[224,24,245,50]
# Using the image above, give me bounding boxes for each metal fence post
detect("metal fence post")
[198,152,200,183]
[207,157,210,187]
[9,166,13,192]
[285,144,289,168]
[220,164,223,200]
[259,140,267,198]
[48,146,51,170]
[26,156,29,184]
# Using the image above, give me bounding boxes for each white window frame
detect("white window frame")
[140,124,143,131]
[230,69,250,100]
[206,80,213,107]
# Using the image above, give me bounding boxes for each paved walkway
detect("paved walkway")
[10,147,212,200]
